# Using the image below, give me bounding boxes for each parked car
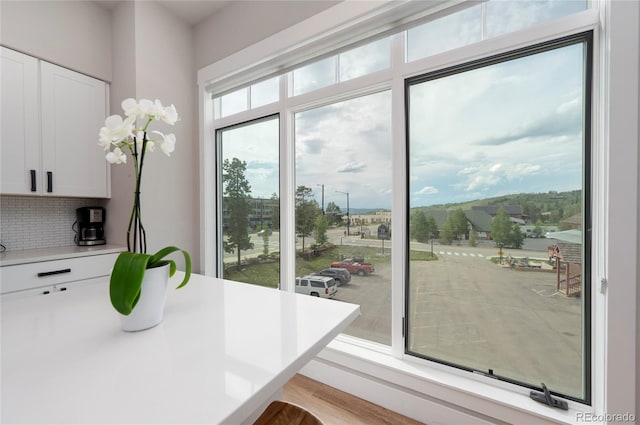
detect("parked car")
[330,258,375,276]
[295,276,337,298]
[314,268,351,285]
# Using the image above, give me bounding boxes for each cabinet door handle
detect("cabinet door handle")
[47,171,53,193]
[30,170,36,192]
[37,268,71,277]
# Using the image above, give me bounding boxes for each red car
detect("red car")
[330,258,375,276]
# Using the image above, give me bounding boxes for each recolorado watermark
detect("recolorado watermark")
[576,412,636,423]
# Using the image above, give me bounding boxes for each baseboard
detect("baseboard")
[300,358,497,425]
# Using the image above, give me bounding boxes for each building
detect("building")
[471,205,524,219]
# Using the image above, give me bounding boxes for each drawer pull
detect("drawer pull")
[37,268,71,278]
[47,171,53,193]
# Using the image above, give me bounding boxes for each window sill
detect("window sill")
[306,336,597,424]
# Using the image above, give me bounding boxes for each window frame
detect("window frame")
[404,31,594,404]
[214,113,281,279]
[197,1,637,422]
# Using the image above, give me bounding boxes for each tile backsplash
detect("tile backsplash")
[0,196,104,251]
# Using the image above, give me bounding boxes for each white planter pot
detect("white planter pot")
[119,263,169,332]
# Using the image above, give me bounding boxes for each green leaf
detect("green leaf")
[110,252,152,315]
[109,247,192,316]
[148,246,191,289]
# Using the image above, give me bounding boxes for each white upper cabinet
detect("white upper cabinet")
[1,47,110,198]
[1,47,40,195]
[40,62,109,197]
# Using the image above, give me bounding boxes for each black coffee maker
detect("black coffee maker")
[75,207,106,246]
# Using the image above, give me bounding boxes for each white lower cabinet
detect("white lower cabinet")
[0,253,118,297]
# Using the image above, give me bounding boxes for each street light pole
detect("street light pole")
[317,184,325,215]
[336,190,349,236]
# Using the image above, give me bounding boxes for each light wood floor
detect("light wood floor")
[283,374,425,425]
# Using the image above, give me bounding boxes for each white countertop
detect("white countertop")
[0,244,126,266]
[1,273,360,424]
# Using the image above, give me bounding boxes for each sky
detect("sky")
[219,0,587,212]
[409,42,585,207]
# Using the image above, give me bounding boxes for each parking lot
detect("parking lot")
[332,244,583,398]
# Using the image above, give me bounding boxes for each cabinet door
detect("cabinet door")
[0,47,40,195]
[40,62,110,198]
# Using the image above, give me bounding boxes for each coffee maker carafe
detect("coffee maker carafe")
[75,207,106,246]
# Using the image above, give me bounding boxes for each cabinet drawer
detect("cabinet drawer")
[0,253,118,295]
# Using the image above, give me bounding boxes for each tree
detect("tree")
[269,192,280,231]
[262,232,270,256]
[491,207,512,248]
[440,220,454,245]
[325,201,343,226]
[295,186,320,252]
[491,207,524,249]
[222,158,254,271]
[426,215,438,240]
[509,223,524,249]
[410,210,429,243]
[532,221,544,238]
[314,214,328,246]
[440,208,467,243]
[469,228,478,247]
[450,208,468,240]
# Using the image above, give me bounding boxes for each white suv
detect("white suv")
[295,275,337,299]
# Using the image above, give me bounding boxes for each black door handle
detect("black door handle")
[30,170,36,192]
[47,171,53,193]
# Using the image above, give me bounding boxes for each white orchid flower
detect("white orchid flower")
[98,114,135,148]
[139,99,156,116]
[153,99,179,125]
[122,98,156,119]
[152,131,176,156]
[106,147,127,164]
[121,98,138,117]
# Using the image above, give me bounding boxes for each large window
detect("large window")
[202,1,614,417]
[216,115,280,287]
[294,91,392,345]
[406,34,591,401]
[407,0,588,62]
[290,37,391,96]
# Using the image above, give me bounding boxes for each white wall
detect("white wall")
[130,1,199,272]
[606,0,640,417]
[105,1,137,252]
[193,0,338,70]
[109,1,199,271]
[0,0,112,81]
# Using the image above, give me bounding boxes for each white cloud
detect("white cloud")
[458,166,478,175]
[556,96,581,115]
[504,163,542,180]
[337,161,367,173]
[465,174,501,192]
[416,186,439,195]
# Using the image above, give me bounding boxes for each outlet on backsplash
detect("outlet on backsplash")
[0,196,106,251]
